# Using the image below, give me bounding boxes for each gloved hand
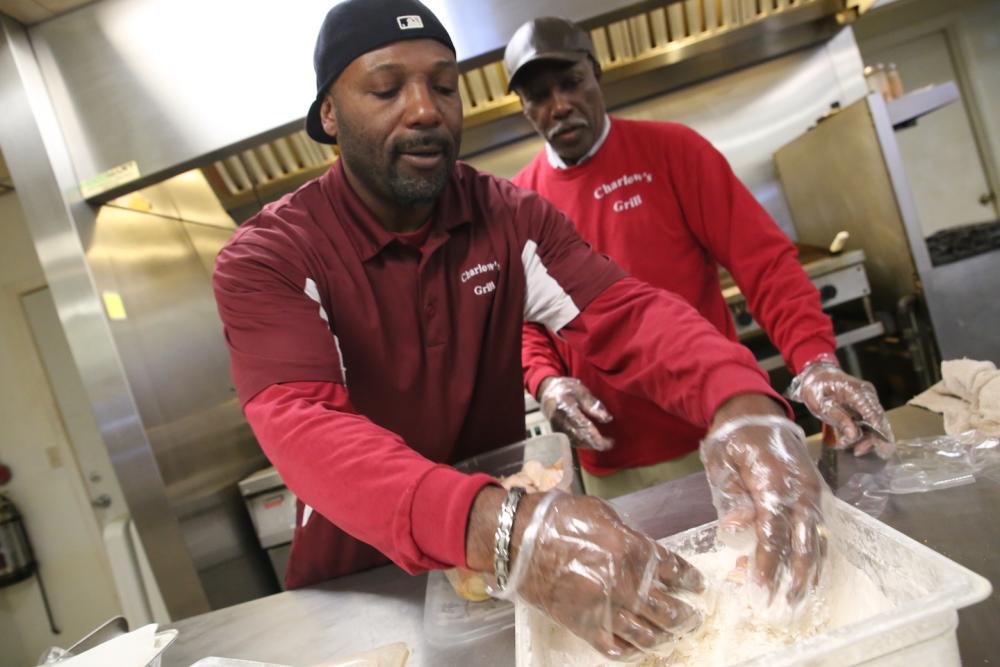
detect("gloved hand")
[700,415,827,605]
[538,376,614,451]
[498,492,704,661]
[787,354,895,458]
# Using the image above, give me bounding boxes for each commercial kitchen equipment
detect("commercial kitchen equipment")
[238,469,296,591]
[775,90,1000,380]
[723,246,883,375]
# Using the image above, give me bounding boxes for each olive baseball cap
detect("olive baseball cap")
[503,17,596,92]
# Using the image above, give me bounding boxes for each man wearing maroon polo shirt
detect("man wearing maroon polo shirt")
[213,0,827,659]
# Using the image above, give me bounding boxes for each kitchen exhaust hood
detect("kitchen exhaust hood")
[27,0,869,208]
[197,0,857,220]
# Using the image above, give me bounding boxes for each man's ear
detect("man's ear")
[320,94,338,141]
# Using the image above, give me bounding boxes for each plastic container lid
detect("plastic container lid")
[453,433,577,494]
[423,433,575,647]
[423,569,516,647]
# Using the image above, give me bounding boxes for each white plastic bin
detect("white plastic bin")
[515,498,991,666]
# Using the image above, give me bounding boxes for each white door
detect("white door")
[3,287,126,664]
[860,29,999,237]
[21,288,129,527]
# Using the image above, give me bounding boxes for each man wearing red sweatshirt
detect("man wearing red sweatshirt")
[214,1,828,659]
[505,17,894,499]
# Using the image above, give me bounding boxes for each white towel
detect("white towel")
[909,358,1000,436]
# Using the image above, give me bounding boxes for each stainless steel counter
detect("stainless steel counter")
[163,563,512,667]
[164,406,998,666]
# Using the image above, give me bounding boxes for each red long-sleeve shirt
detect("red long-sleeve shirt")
[515,118,835,475]
[215,161,783,587]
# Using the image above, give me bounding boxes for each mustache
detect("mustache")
[547,119,588,141]
[392,132,454,155]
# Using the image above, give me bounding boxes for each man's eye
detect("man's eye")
[435,85,456,96]
[372,89,399,99]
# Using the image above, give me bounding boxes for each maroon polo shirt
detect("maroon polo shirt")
[213,160,626,584]
[217,159,624,458]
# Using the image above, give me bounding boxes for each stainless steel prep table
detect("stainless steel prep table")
[163,406,998,666]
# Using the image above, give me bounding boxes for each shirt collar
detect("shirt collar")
[545,114,612,170]
[321,161,473,262]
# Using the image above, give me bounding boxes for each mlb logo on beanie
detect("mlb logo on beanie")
[397,15,424,29]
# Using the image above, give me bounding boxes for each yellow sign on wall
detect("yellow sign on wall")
[101,291,127,321]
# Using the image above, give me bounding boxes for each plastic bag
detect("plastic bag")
[838,430,999,517]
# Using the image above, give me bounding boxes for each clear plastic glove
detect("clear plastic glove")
[538,376,614,451]
[787,354,895,459]
[700,415,827,605]
[497,492,704,661]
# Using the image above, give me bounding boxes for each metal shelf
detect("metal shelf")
[757,321,886,372]
[887,81,959,128]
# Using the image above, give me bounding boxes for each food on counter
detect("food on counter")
[444,566,492,603]
[445,458,566,602]
[500,458,565,493]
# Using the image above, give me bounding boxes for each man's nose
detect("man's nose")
[551,90,573,119]
[403,82,443,127]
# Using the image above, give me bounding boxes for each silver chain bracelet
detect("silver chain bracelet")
[493,486,526,592]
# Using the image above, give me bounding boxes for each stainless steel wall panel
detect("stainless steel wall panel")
[85,205,274,604]
[0,15,210,619]
[184,221,236,280]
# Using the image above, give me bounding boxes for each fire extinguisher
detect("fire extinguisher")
[0,493,37,585]
[0,464,61,634]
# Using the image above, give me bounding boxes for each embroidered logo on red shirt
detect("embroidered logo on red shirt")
[593,172,654,200]
[460,260,501,283]
[460,260,501,296]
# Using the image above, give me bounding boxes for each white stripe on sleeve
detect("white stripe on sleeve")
[521,239,580,332]
[304,277,348,385]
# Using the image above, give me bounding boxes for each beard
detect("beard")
[335,106,458,207]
